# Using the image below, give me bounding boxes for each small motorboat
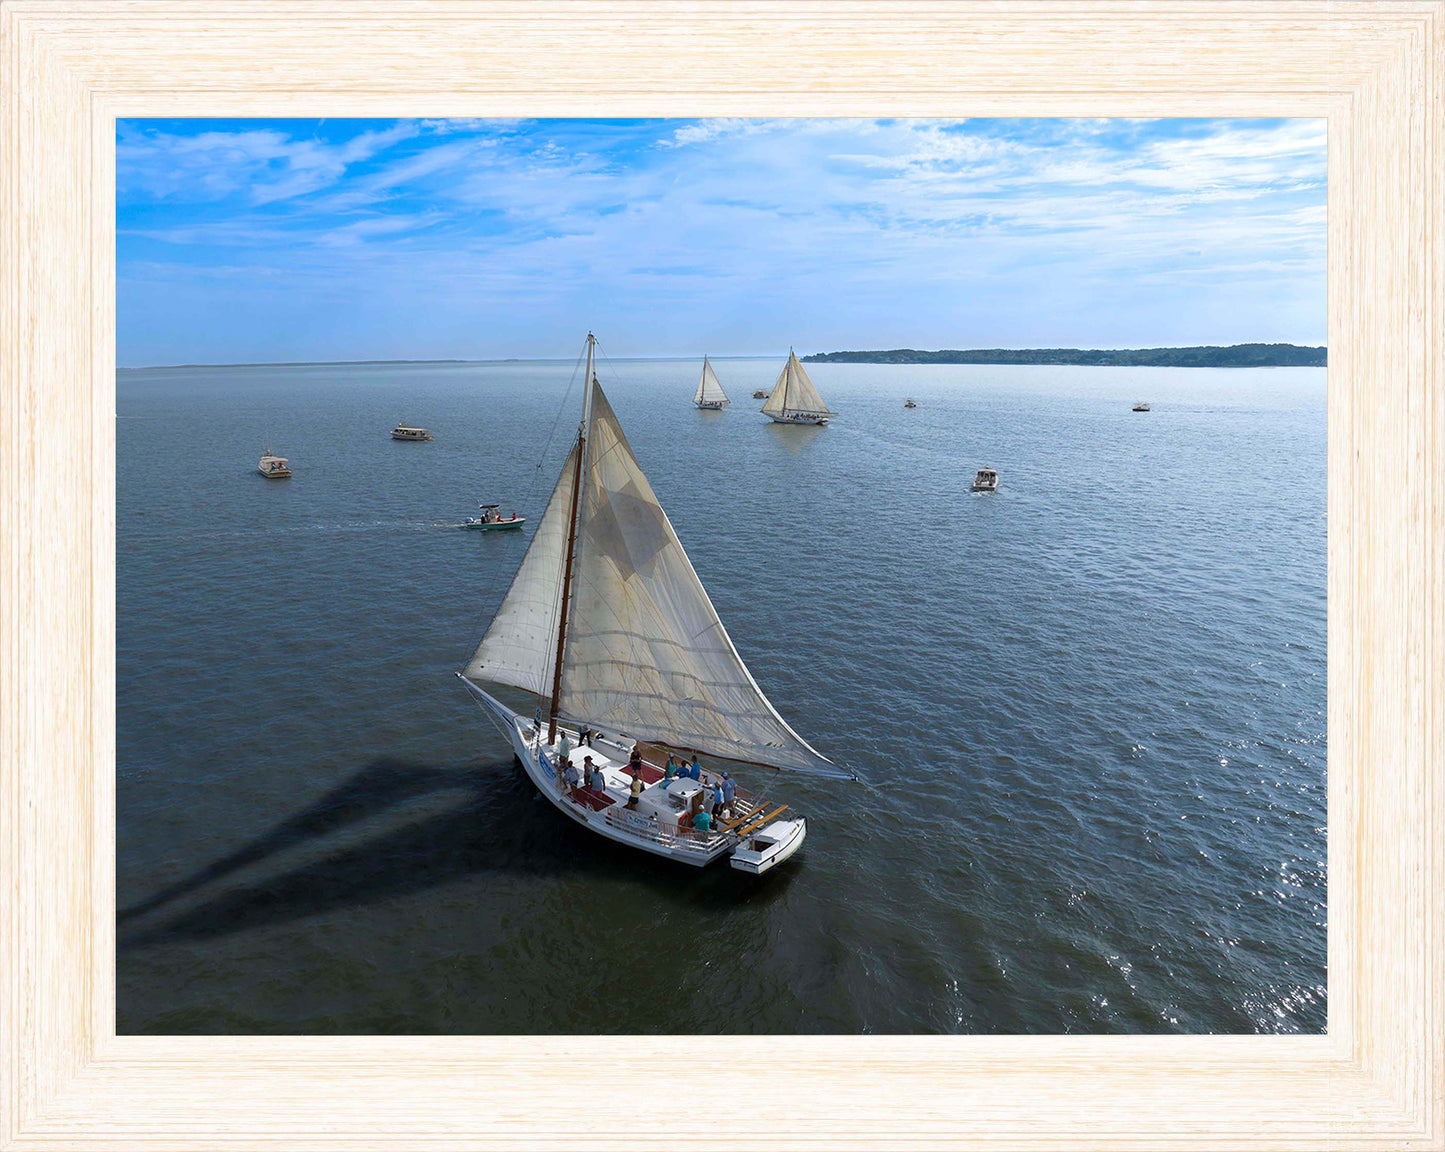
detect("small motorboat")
[972,467,999,492]
[258,449,291,479]
[904,398,918,409]
[752,389,770,400]
[465,503,525,531]
[1132,402,1151,412]
[392,423,434,441]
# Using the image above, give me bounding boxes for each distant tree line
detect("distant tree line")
[800,343,1327,368]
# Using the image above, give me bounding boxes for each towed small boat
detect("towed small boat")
[972,467,999,492]
[392,423,434,440]
[904,398,918,409]
[466,504,525,530]
[761,349,832,425]
[258,449,291,479]
[693,356,730,410]
[1132,401,1151,412]
[460,333,849,872]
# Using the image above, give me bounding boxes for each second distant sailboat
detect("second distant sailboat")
[693,356,730,410]
[761,349,832,425]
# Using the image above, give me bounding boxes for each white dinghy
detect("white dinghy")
[761,349,832,425]
[693,356,730,410]
[460,333,848,871]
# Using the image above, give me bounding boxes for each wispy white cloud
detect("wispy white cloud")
[117,117,1325,364]
[117,121,420,205]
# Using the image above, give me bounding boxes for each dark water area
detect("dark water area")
[117,357,1326,1034]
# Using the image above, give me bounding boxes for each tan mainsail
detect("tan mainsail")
[693,357,730,406]
[464,442,579,696]
[760,350,832,417]
[467,373,839,776]
[560,383,836,773]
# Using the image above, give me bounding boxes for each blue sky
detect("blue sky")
[117,118,1326,366]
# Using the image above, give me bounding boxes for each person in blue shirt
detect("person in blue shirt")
[689,755,702,780]
[693,808,712,833]
[563,760,580,791]
[663,753,677,780]
[710,781,725,820]
[721,772,736,807]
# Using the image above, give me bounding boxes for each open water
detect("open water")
[117,357,1326,1034]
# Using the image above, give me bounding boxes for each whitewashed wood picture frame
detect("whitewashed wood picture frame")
[2,1,1442,1148]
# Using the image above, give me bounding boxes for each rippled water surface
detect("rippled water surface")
[117,358,1326,1034]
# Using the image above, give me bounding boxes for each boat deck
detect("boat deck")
[536,727,779,849]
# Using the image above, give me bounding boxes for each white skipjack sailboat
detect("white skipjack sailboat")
[693,355,730,410]
[761,349,832,425]
[460,334,847,872]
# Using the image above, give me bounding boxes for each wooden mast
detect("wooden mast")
[547,332,592,745]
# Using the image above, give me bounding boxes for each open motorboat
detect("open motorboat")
[972,467,1000,492]
[752,389,769,399]
[258,449,291,478]
[392,423,434,440]
[761,350,832,425]
[459,333,849,871]
[465,503,526,531]
[1132,401,1151,412]
[693,356,731,410]
[904,398,918,408]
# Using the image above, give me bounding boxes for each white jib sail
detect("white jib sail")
[760,350,831,417]
[693,357,730,406]
[558,382,840,775]
[464,441,580,696]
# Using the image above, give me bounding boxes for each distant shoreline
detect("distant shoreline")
[801,343,1326,368]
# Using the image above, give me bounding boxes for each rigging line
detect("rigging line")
[530,340,587,506]
[530,340,590,712]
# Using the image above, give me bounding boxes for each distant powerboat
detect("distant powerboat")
[761,350,832,425]
[1132,402,1151,412]
[392,423,434,440]
[752,389,769,400]
[258,449,291,479]
[972,467,999,492]
[904,398,917,409]
[693,356,731,410]
[465,504,525,530]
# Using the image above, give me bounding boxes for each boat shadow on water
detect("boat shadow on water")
[118,756,793,952]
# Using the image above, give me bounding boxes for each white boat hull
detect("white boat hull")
[728,817,807,874]
[459,678,804,870]
[767,413,829,425]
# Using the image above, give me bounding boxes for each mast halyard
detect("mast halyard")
[546,332,593,745]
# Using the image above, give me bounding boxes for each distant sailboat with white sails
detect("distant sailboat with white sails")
[761,349,832,425]
[693,355,730,410]
[460,334,847,872]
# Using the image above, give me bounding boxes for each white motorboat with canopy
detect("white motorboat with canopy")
[693,356,730,409]
[761,349,832,425]
[460,334,848,871]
